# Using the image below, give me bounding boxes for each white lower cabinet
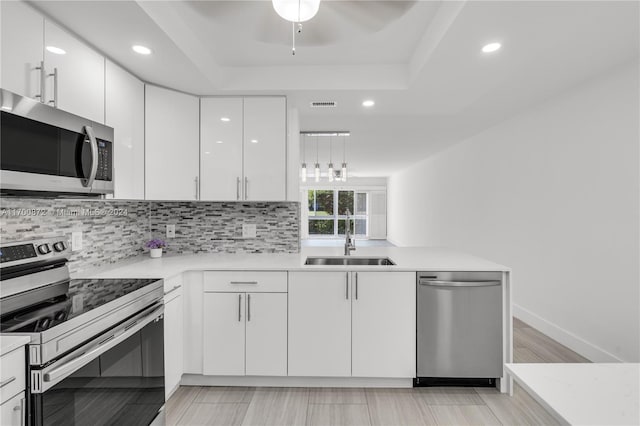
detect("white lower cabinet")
[288,271,416,378]
[288,272,351,377]
[0,392,25,426]
[164,276,184,398]
[203,291,287,376]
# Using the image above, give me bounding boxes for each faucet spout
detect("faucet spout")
[344,209,356,256]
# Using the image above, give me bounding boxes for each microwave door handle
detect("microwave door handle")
[81,125,98,188]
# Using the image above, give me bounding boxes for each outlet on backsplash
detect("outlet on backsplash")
[71,231,83,251]
[242,224,257,238]
[166,224,176,238]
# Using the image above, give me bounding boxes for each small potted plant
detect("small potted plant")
[145,238,166,258]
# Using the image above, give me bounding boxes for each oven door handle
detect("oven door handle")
[41,304,163,388]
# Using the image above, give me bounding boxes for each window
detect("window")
[307,190,368,237]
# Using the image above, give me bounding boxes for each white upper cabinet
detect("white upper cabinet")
[200,97,287,201]
[0,1,44,99]
[105,60,144,200]
[243,97,287,201]
[44,20,105,123]
[200,98,243,201]
[145,85,199,200]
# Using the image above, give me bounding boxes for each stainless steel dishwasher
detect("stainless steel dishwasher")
[416,271,503,386]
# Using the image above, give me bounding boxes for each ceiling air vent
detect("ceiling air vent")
[310,101,337,108]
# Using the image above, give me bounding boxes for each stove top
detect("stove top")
[0,277,159,333]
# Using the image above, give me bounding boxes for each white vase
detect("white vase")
[149,248,163,258]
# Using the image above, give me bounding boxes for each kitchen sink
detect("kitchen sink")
[304,257,396,266]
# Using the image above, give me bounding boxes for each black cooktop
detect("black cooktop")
[0,277,160,333]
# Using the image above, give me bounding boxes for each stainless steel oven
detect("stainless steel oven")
[0,88,114,196]
[0,238,165,425]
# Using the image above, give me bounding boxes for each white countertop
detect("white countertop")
[506,363,640,426]
[0,335,31,356]
[74,246,510,279]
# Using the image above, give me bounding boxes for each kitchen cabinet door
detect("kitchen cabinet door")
[288,272,351,377]
[351,272,416,378]
[203,292,246,376]
[0,1,43,100]
[44,20,104,123]
[245,293,287,376]
[105,60,144,199]
[200,98,243,200]
[243,97,287,201]
[145,85,199,200]
[164,287,183,398]
[0,392,25,426]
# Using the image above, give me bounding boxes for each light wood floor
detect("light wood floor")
[166,318,589,426]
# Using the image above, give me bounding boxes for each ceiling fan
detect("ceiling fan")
[186,1,417,53]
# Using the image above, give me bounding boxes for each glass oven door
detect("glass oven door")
[30,304,164,426]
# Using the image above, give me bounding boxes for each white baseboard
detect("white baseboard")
[385,236,403,247]
[181,375,413,388]
[513,304,622,362]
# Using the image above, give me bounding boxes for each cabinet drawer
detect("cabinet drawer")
[204,271,287,293]
[0,347,25,404]
[164,274,183,301]
[0,391,25,426]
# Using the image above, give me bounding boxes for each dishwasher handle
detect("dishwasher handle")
[418,279,501,287]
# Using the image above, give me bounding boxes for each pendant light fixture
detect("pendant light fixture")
[314,136,321,183]
[328,135,334,182]
[300,134,307,182]
[341,135,348,182]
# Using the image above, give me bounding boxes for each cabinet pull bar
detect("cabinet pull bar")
[247,294,251,322]
[355,272,358,300]
[230,281,258,285]
[236,177,241,200]
[345,273,349,300]
[14,398,25,426]
[35,61,45,102]
[195,176,199,199]
[164,285,181,296]
[244,177,248,200]
[0,376,16,388]
[48,68,58,107]
[238,294,242,322]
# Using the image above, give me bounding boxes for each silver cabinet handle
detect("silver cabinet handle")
[418,280,501,287]
[236,177,241,200]
[35,61,45,102]
[0,376,16,388]
[48,68,58,107]
[81,126,98,188]
[244,177,248,200]
[164,285,181,296]
[238,294,242,322]
[247,294,251,322]
[355,272,358,300]
[230,281,258,285]
[345,273,349,300]
[13,398,25,426]
[195,176,199,199]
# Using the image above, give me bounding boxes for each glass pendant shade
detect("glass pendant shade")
[301,163,307,182]
[314,163,321,182]
[341,163,348,182]
[328,163,334,182]
[272,0,320,22]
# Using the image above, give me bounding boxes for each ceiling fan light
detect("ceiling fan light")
[272,0,320,23]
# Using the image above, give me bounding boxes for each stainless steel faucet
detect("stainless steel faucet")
[344,209,356,256]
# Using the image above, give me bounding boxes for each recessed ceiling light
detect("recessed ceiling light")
[216,140,224,144]
[251,139,258,144]
[46,46,66,55]
[362,100,375,107]
[132,45,152,55]
[481,42,501,53]
[220,117,231,122]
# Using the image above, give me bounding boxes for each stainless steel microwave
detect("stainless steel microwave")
[0,88,114,196]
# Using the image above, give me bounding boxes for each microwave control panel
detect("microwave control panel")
[96,139,113,181]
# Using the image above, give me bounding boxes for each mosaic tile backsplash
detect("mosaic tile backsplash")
[0,198,300,274]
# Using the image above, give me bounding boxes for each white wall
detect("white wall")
[388,62,639,362]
